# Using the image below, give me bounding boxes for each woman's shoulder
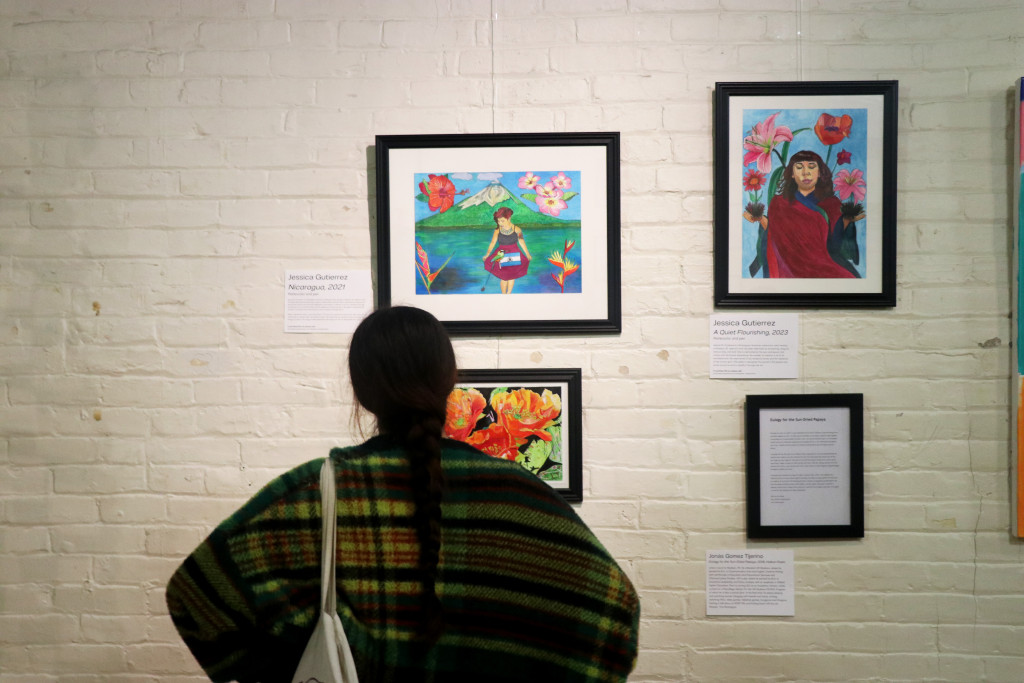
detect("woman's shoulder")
[440,439,576,513]
[212,457,324,535]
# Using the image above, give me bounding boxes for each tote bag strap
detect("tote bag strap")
[319,457,338,614]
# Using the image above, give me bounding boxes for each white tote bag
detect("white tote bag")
[293,458,360,683]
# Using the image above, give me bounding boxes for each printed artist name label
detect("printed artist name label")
[284,269,372,334]
[709,313,799,379]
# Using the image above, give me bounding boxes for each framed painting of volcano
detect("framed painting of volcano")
[375,132,621,335]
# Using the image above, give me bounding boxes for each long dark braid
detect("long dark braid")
[349,306,454,643]
[405,413,445,640]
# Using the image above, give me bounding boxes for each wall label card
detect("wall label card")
[284,270,372,334]
[706,549,795,616]
[710,313,799,378]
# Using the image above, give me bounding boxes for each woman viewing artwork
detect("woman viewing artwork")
[165,306,639,682]
[482,206,532,293]
[745,149,864,278]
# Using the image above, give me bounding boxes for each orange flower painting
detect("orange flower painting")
[444,383,564,480]
[443,387,486,441]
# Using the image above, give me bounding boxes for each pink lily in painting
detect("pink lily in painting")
[743,112,793,174]
[834,168,866,203]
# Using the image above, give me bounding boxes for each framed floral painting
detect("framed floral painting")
[444,368,582,503]
[713,81,898,307]
[375,133,621,335]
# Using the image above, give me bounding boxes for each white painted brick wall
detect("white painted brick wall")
[2,0,1024,681]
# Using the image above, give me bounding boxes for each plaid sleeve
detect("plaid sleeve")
[166,458,324,682]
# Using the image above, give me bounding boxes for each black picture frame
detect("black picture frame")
[447,368,582,503]
[745,393,864,539]
[375,133,621,335]
[713,81,897,307]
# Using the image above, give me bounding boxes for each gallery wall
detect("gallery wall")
[1,0,1023,680]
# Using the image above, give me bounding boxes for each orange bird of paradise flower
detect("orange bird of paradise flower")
[415,241,454,294]
[548,238,579,293]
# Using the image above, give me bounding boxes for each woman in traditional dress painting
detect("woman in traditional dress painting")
[745,150,864,278]
[482,207,532,294]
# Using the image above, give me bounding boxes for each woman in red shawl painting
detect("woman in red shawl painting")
[745,150,864,278]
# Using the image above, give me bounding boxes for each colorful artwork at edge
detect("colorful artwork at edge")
[1016,79,1024,538]
[740,107,868,280]
[444,383,566,485]
[413,171,583,296]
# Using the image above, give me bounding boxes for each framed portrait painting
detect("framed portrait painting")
[713,81,898,307]
[375,133,621,335]
[445,368,582,503]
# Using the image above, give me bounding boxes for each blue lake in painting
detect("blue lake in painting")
[414,226,583,295]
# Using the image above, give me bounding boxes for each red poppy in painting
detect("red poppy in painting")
[814,113,853,146]
[418,174,458,213]
[444,387,487,441]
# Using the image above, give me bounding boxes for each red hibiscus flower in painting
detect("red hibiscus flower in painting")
[444,387,486,441]
[418,174,459,213]
[814,113,853,146]
[490,388,561,443]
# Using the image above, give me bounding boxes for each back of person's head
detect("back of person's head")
[348,305,454,641]
[349,305,456,435]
